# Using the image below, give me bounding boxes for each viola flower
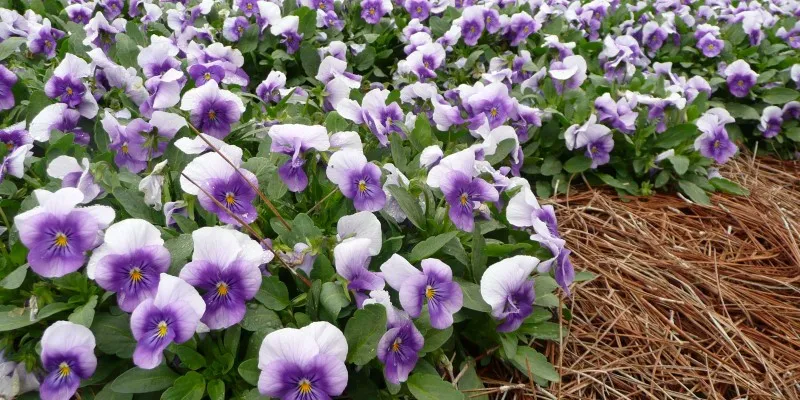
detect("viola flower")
[101,111,147,173]
[0,122,31,152]
[364,291,424,384]
[0,144,32,184]
[44,54,97,117]
[236,0,259,17]
[758,106,783,139]
[484,8,501,33]
[459,6,484,45]
[337,211,383,256]
[642,21,668,53]
[507,12,539,46]
[420,145,443,169]
[29,103,88,144]
[271,16,303,54]
[777,22,800,49]
[326,149,387,212]
[334,238,385,306]
[480,255,540,332]
[185,42,249,87]
[130,274,206,369]
[127,111,187,160]
[180,144,259,226]
[724,60,757,98]
[256,71,287,104]
[83,13,126,52]
[792,65,800,89]
[188,63,226,87]
[336,88,403,145]
[258,322,348,399]
[180,227,272,329]
[164,201,189,228]
[137,42,181,79]
[139,160,168,210]
[0,65,17,111]
[39,321,96,400]
[268,124,331,192]
[361,0,392,24]
[27,19,64,59]
[180,81,245,139]
[694,108,738,164]
[548,55,588,94]
[464,82,514,129]
[696,32,723,57]
[583,127,614,168]
[404,0,430,20]
[564,114,612,151]
[13,188,115,278]
[441,170,499,232]
[380,255,463,329]
[46,156,103,204]
[223,16,250,42]
[401,42,446,81]
[66,4,93,24]
[783,101,800,121]
[101,0,124,19]
[86,219,170,312]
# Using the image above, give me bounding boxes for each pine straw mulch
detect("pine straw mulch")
[478,155,800,399]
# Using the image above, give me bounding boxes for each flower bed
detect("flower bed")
[0,0,798,398]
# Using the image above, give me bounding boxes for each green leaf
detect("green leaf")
[786,127,800,142]
[111,34,139,68]
[654,124,698,148]
[255,276,291,311]
[484,139,517,166]
[512,347,560,382]
[459,280,491,312]
[0,303,72,332]
[164,234,193,275]
[709,177,749,196]
[237,358,260,386]
[563,155,592,174]
[68,295,98,327]
[224,324,241,355]
[160,371,205,400]
[96,385,133,400]
[207,379,225,400]
[678,180,711,205]
[238,25,260,53]
[324,111,350,132]
[406,373,465,400]
[0,264,28,289]
[26,91,53,125]
[574,270,597,282]
[540,156,562,176]
[386,185,425,231]
[299,44,321,80]
[240,304,282,333]
[724,103,760,120]
[344,304,387,365]
[91,313,136,358]
[422,326,452,353]
[409,231,459,263]
[668,155,690,175]
[0,37,25,61]
[456,361,487,400]
[111,364,180,393]
[518,321,565,341]
[761,88,799,104]
[409,114,434,150]
[113,188,161,223]
[320,281,349,321]
[171,215,198,233]
[174,346,206,370]
[470,227,487,281]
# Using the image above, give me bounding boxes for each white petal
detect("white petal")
[480,256,539,312]
[29,103,68,142]
[326,149,367,186]
[299,321,348,362]
[337,211,382,255]
[99,219,164,253]
[191,226,241,267]
[506,187,539,227]
[379,254,420,291]
[46,156,82,179]
[153,274,206,318]
[41,321,95,354]
[258,327,319,368]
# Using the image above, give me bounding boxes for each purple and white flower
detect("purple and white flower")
[223,16,250,42]
[29,103,87,144]
[130,274,206,369]
[180,227,272,329]
[334,238,385,306]
[14,188,115,277]
[137,42,181,79]
[270,16,303,54]
[548,55,588,94]
[44,54,98,118]
[459,6,485,46]
[724,60,758,98]
[462,82,515,130]
[336,88,403,145]
[361,0,392,24]
[258,322,348,399]
[694,108,738,164]
[337,211,383,256]
[139,160,168,210]
[327,149,387,212]
[256,71,287,104]
[364,290,424,384]
[268,124,331,192]
[83,13,126,53]
[39,321,96,400]
[380,255,463,329]
[180,80,245,139]
[759,106,783,139]
[46,156,103,204]
[26,19,64,59]
[87,219,170,312]
[0,65,17,111]
[480,255,540,332]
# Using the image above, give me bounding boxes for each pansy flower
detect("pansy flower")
[180,80,245,139]
[46,156,103,204]
[258,322,348,399]
[87,219,170,312]
[256,71,287,104]
[363,290,425,384]
[44,53,98,118]
[270,16,303,54]
[336,88,403,145]
[268,124,331,192]
[724,60,758,98]
[480,255,540,332]
[14,188,115,278]
[223,16,250,42]
[180,227,272,329]
[326,149,387,212]
[694,108,737,164]
[83,13,126,52]
[0,65,17,111]
[361,0,392,24]
[459,6,485,45]
[381,255,463,329]
[26,19,64,59]
[130,274,206,369]
[759,106,783,139]
[39,321,96,400]
[337,211,383,256]
[334,238,385,306]
[548,55,588,94]
[180,144,259,226]
[29,103,89,145]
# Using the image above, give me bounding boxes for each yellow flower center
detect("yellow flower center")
[391,338,402,352]
[486,16,492,23]
[737,80,744,87]
[121,143,129,154]
[246,2,253,9]
[45,40,52,49]
[225,192,235,205]
[490,107,498,117]
[237,26,244,33]
[416,6,421,12]
[358,180,367,192]
[470,26,475,33]
[208,110,217,121]
[319,2,326,9]
[54,233,68,247]
[369,7,376,15]
[5,142,13,151]
[707,44,715,50]
[713,140,721,148]
[590,146,599,154]
[216,282,229,296]
[58,362,71,377]
[129,268,143,283]
[298,379,312,394]
[425,285,436,299]
[459,193,469,205]
[66,87,73,95]
[156,321,168,338]
[523,26,529,33]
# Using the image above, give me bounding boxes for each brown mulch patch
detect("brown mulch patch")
[479,155,800,399]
